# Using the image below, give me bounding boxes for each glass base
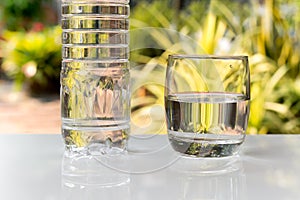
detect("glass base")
[168,132,244,158]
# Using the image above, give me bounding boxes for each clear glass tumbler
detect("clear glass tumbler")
[165,55,250,157]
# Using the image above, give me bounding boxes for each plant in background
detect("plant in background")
[130,0,300,134]
[0,0,57,31]
[241,0,300,133]
[130,0,249,134]
[0,26,61,95]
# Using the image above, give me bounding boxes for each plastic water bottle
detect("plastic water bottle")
[60,0,130,155]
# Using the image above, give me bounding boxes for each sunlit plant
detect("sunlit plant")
[1,26,61,94]
[130,0,300,134]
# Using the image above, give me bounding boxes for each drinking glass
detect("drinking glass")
[165,55,250,157]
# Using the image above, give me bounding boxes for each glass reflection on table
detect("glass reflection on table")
[169,156,246,200]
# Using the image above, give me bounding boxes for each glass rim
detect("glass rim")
[168,54,248,60]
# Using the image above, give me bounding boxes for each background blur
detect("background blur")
[0,0,300,134]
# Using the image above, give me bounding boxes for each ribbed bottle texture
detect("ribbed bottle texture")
[60,0,130,155]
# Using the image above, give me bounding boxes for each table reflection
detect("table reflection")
[61,153,131,200]
[168,156,245,200]
[61,147,245,200]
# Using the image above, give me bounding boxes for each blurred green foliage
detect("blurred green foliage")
[0,0,60,95]
[0,0,57,31]
[130,0,300,134]
[0,26,61,94]
[0,0,299,134]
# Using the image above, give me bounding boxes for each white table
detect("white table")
[0,134,300,200]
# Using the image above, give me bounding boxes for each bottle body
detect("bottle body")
[61,0,130,155]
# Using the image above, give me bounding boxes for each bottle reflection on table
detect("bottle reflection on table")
[61,153,131,200]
